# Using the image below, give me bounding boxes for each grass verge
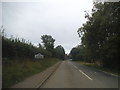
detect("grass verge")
[2,58,60,88]
[75,61,120,76]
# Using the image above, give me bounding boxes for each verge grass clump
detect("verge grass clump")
[75,60,119,76]
[2,58,59,88]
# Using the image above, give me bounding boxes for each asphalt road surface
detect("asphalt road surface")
[42,60,119,88]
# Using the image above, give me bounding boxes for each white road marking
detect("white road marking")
[73,65,78,69]
[69,62,93,80]
[71,63,78,69]
[70,63,79,69]
[78,70,93,80]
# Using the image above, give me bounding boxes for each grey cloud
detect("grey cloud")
[2,0,93,54]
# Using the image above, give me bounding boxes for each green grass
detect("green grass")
[75,61,120,76]
[2,58,60,88]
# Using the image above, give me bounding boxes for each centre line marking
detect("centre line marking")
[69,62,93,80]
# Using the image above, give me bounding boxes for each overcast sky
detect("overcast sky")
[1,0,93,54]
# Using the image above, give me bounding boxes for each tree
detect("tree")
[2,30,41,59]
[70,45,85,61]
[77,2,120,69]
[41,35,55,57]
[55,45,65,60]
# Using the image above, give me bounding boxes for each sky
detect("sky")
[1,0,94,54]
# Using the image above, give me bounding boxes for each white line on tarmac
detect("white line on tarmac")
[69,62,93,80]
[71,63,79,69]
[73,65,78,69]
[78,70,93,80]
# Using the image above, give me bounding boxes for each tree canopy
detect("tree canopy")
[70,2,120,70]
[2,29,66,60]
[55,45,65,60]
[41,35,55,57]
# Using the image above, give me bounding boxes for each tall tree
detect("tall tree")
[77,2,120,69]
[70,45,85,61]
[55,45,65,60]
[41,35,55,56]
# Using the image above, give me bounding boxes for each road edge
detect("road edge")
[35,61,62,88]
[73,61,119,77]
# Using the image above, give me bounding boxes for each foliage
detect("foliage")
[74,2,120,70]
[2,32,64,59]
[70,45,86,61]
[2,36,39,59]
[2,58,59,88]
[1,29,64,88]
[41,35,55,57]
[55,45,65,60]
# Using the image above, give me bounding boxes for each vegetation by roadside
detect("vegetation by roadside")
[75,61,120,76]
[2,58,60,88]
[70,2,119,71]
[1,29,66,88]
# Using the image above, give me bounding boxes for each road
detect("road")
[41,60,119,88]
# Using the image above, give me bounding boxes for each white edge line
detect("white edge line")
[78,70,93,80]
[71,63,78,69]
[69,62,93,80]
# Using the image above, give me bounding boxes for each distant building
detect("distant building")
[34,53,44,59]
